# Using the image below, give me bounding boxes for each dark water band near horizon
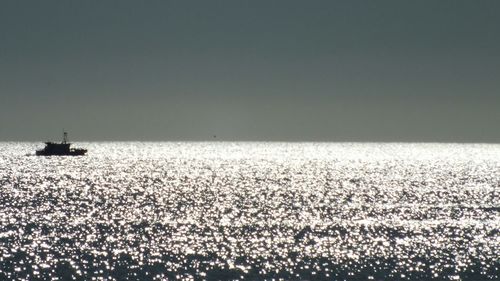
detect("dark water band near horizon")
[0,142,499,280]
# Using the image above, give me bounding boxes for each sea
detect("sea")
[0,142,498,281]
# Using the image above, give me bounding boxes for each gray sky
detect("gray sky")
[1,1,499,142]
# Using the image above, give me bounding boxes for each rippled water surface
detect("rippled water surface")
[1,142,499,280]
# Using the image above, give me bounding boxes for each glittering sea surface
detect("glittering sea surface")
[0,142,499,280]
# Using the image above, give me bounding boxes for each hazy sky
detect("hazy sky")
[1,1,499,142]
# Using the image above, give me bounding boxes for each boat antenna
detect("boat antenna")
[63,130,68,144]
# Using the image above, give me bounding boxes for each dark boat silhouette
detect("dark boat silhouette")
[36,132,87,156]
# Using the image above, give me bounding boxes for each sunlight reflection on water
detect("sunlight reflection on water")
[0,142,499,280]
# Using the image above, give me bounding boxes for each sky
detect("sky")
[1,0,499,142]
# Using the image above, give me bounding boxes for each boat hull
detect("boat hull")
[36,149,87,156]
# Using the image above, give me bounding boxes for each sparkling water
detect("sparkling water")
[0,142,499,280]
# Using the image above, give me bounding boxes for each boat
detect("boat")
[36,132,87,156]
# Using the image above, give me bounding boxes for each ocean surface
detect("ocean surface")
[0,142,499,280]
